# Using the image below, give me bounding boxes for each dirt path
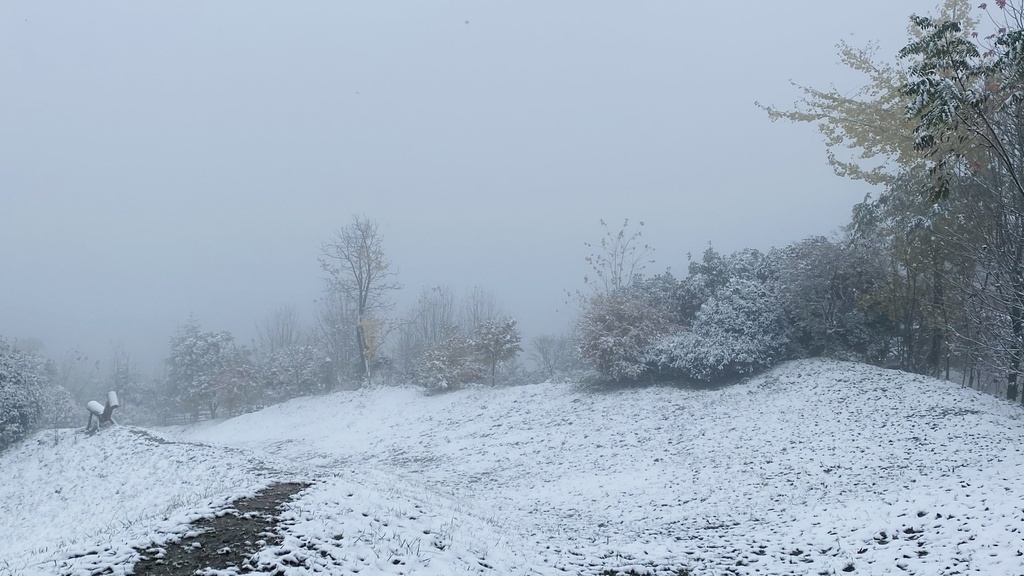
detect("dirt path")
[130,482,309,575]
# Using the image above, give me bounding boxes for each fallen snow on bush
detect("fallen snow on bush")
[3,359,1024,575]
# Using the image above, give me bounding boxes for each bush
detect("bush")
[0,339,48,451]
[576,289,672,381]
[41,384,80,429]
[259,345,330,405]
[650,278,788,381]
[416,329,480,391]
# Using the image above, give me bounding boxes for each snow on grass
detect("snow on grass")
[238,475,529,575]
[3,358,1024,575]
[179,358,1024,574]
[0,426,274,576]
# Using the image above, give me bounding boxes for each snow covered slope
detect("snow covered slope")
[3,359,1024,575]
[0,426,275,575]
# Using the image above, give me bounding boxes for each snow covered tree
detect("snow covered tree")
[260,344,330,403]
[312,281,362,389]
[529,334,574,381]
[0,334,65,450]
[416,328,480,391]
[678,247,773,324]
[121,375,173,426]
[576,289,672,381]
[41,384,78,434]
[773,234,892,362]
[212,346,261,416]
[319,215,401,382]
[757,0,1024,400]
[898,1,1024,400]
[573,219,671,382]
[473,318,522,385]
[393,286,458,380]
[630,247,790,382]
[0,341,43,451]
[394,286,512,384]
[934,177,1024,399]
[627,272,684,323]
[650,278,788,381]
[165,317,236,419]
[756,2,979,188]
[898,3,1024,201]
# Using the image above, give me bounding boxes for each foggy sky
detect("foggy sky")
[1,1,941,374]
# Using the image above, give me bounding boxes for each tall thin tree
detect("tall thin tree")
[319,215,402,380]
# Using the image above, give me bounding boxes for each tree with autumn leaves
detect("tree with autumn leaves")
[763,0,1024,400]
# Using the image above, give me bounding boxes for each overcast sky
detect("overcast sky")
[1,1,945,373]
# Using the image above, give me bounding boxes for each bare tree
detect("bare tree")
[319,215,402,380]
[394,286,456,378]
[584,219,655,293]
[416,327,479,391]
[417,286,458,344]
[256,304,302,357]
[56,345,99,404]
[109,344,139,409]
[529,334,572,380]
[312,280,360,388]
[460,286,503,336]
[938,176,1024,401]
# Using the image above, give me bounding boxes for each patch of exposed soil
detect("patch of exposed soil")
[125,428,171,445]
[130,482,309,575]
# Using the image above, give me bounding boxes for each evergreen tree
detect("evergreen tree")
[473,318,522,386]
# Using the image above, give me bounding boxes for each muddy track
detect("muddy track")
[130,482,309,575]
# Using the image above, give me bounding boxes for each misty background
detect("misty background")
[1,1,936,373]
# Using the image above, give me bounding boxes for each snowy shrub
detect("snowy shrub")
[627,272,685,324]
[494,358,530,386]
[576,289,673,381]
[773,236,890,361]
[165,318,237,419]
[212,347,262,417]
[473,318,522,385]
[40,384,80,429]
[650,278,788,381]
[259,344,331,404]
[416,329,480,391]
[0,338,48,452]
[120,377,174,426]
[679,247,775,323]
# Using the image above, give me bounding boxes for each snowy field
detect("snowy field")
[2,358,1024,575]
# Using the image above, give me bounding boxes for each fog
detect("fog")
[1,1,937,373]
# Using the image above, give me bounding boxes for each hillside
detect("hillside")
[2,359,1024,575]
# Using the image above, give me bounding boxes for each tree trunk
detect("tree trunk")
[1008,302,1023,402]
[927,265,944,377]
[355,323,369,380]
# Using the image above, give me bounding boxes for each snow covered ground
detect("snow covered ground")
[0,426,276,575]
[2,358,1024,575]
